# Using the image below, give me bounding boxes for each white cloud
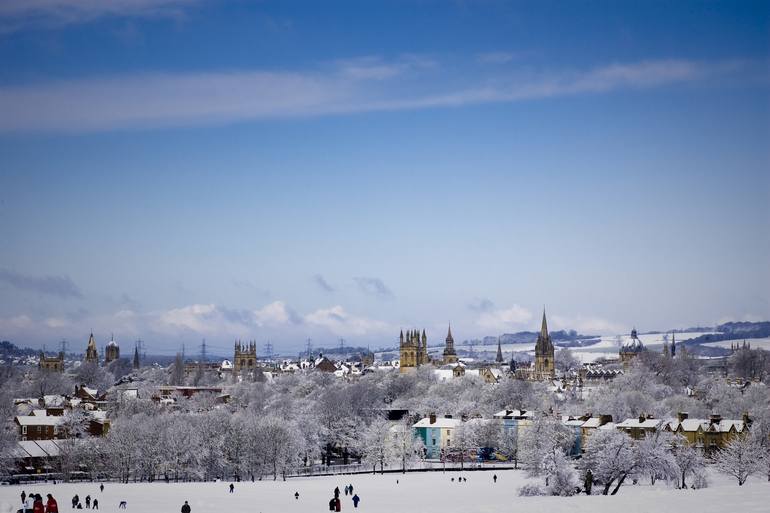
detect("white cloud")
[0,58,751,133]
[550,314,625,335]
[304,305,388,336]
[475,304,533,332]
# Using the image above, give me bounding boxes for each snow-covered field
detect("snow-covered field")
[485,332,718,363]
[2,469,768,513]
[701,337,770,350]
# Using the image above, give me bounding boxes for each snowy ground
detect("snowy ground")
[2,468,768,513]
[702,337,770,350]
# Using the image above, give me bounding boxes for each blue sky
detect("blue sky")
[0,1,768,355]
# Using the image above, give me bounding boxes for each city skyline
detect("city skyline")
[1,1,769,351]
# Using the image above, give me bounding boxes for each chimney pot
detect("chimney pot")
[429,413,436,424]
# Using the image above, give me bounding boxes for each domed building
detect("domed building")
[619,328,646,369]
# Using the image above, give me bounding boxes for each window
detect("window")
[432,438,436,446]
[447,439,451,446]
[37,425,41,433]
[22,426,27,434]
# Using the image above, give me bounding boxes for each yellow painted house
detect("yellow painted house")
[664,413,750,456]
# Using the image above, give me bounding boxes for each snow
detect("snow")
[1,468,767,513]
[701,337,770,350]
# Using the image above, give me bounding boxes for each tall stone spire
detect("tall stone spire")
[85,332,99,363]
[495,337,504,363]
[443,323,458,364]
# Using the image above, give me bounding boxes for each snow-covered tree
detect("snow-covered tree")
[635,430,678,485]
[581,429,637,495]
[390,417,424,473]
[714,434,763,485]
[448,422,477,470]
[547,452,579,496]
[499,426,519,468]
[519,415,573,479]
[358,417,396,474]
[670,435,703,489]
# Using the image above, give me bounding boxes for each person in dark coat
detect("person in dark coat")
[229,483,234,493]
[294,492,299,500]
[584,469,593,495]
[32,496,44,513]
[334,498,341,512]
[344,485,348,496]
[352,494,360,508]
[46,494,59,513]
[348,484,353,494]
[92,499,98,511]
[334,487,340,498]
[493,474,497,483]
[72,495,79,509]
[21,491,26,504]
[329,498,335,511]
[85,496,90,509]
[99,484,104,493]
[181,501,191,513]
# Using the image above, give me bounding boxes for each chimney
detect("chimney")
[677,412,688,423]
[742,412,751,425]
[429,413,436,424]
[709,414,722,425]
[599,414,612,426]
[444,414,453,419]
[638,415,646,424]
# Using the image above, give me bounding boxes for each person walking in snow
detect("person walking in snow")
[352,494,360,508]
[344,485,348,496]
[84,496,90,509]
[493,474,497,483]
[99,484,104,494]
[21,491,26,505]
[71,495,79,509]
[181,501,191,513]
[294,492,299,500]
[91,499,98,511]
[584,469,593,495]
[348,484,353,494]
[46,494,59,513]
[229,483,234,493]
[334,487,340,498]
[22,495,33,513]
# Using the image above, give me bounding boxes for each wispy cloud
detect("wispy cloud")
[313,274,335,293]
[476,52,516,64]
[475,304,533,332]
[550,314,624,335]
[0,268,83,299]
[468,297,495,313]
[0,0,198,33]
[354,276,393,298]
[304,305,388,336]
[0,57,755,133]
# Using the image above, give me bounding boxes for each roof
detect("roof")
[18,440,48,458]
[667,418,746,433]
[493,409,534,419]
[413,417,462,429]
[16,415,62,426]
[616,418,664,429]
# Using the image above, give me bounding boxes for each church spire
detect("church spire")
[495,337,504,363]
[540,308,548,339]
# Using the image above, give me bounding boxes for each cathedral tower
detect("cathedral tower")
[534,310,555,380]
[234,340,257,373]
[85,333,99,364]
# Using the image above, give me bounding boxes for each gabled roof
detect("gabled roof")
[616,418,664,429]
[413,417,462,429]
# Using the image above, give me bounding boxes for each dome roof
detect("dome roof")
[621,329,645,353]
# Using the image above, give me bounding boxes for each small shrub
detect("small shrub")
[518,483,547,496]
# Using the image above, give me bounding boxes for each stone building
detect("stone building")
[105,336,120,364]
[442,324,458,364]
[533,310,555,380]
[85,333,99,364]
[399,329,428,373]
[619,328,646,369]
[233,340,257,373]
[38,351,64,372]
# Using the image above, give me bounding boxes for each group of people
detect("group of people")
[329,484,360,510]
[17,492,58,513]
[70,494,98,509]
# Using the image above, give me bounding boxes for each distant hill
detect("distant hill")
[683,321,770,348]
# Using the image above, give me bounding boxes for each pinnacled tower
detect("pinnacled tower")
[443,324,458,364]
[85,332,99,364]
[533,309,555,380]
[400,329,428,373]
[234,340,257,373]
